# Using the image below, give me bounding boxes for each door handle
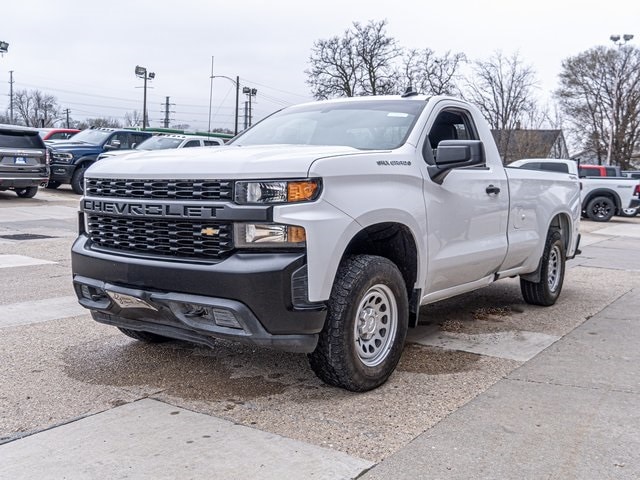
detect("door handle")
[486,185,500,195]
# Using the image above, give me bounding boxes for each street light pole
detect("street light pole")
[606,34,634,166]
[212,75,241,135]
[242,87,257,127]
[135,65,155,129]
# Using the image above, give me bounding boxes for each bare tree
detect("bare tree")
[556,45,640,169]
[353,20,401,95]
[306,20,400,99]
[306,29,361,99]
[464,51,539,162]
[402,49,466,95]
[12,89,60,127]
[74,117,122,129]
[124,110,143,128]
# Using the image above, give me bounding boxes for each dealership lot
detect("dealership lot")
[1,187,639,478]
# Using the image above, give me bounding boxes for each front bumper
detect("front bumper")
[71,234,327,353]
[50,163,75,183]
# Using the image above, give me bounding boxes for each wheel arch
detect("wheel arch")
[522,213,571,283]
[341,222,421,326]
[548,212,572,254]
[582,188,621,211]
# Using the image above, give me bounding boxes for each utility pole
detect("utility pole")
[163,96,171,128]
[9,70,14,124]
[243,101,249,130]
[65,108,70,128]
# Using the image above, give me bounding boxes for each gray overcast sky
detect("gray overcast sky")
[1,0,638,132]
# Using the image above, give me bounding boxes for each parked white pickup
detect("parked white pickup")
[72,95,582,391]
[510,158,640,221]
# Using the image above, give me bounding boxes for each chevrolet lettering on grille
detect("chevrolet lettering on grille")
[82,199,224,219]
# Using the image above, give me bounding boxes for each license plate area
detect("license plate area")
[106,291,158,311]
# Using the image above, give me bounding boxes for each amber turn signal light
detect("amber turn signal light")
[288,181,319,202]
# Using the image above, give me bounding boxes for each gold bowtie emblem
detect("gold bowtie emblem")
[200,227,219,236]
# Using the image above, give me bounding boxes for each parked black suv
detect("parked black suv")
[49,127,152,194]
[0,124,50,198]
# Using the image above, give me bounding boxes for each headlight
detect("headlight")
[52,152,74,164]
[234,223,306,248]
[235,179,320,204]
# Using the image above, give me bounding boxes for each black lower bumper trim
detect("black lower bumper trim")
[72,235,326,352]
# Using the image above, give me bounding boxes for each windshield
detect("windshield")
[230,99,426,150]
[136,136,184,150]
[70,129,111,145]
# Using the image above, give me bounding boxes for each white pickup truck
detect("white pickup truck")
[72,95,581,391]
[510,158,640,221]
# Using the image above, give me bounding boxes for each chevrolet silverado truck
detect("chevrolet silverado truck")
[510,158,640,221]
[72,95,581,391]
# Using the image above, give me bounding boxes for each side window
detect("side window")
[423,109,479,163]
[605,167,617,176]
[132,134,149,147]
[108,132,129,149]
[183,140,202,148]
[579,167,601,177]
[204,140,222,146]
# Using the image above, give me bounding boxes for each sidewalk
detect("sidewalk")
[361,289,640,479]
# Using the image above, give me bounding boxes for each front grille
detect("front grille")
[87,215,233,260]
[85,178,233,200]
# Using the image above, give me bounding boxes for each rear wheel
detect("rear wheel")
[15,186,38,198]
[520,229,565,306]
[118,327,172,343]
[585,196,615,222]
[308,255,408,391]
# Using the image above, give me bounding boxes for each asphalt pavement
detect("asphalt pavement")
[1,188,639,479]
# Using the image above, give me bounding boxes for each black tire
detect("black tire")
[520,229,565,306]
[585,196,615,222]
[15,186,38,198]
[308,255,408,392]
[46,181,61,190]
[117,327,171,343]
[71,166,87,195]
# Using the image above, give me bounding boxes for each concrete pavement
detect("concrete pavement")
[362,289,640,479]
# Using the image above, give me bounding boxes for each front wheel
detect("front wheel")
[71,166,87,195]
[520,229,565,306]
[585,196,615,222]
[308,255,408,392]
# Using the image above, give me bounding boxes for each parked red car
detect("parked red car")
[38,128,80,142]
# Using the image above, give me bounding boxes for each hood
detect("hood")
[86,144,370,179]
[50,140,95,149]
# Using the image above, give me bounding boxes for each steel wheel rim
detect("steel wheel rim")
[353,284,398,367]
[547,244,562,292]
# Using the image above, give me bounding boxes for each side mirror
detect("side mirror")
[428,140,485,184]
[104,139,121,150]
